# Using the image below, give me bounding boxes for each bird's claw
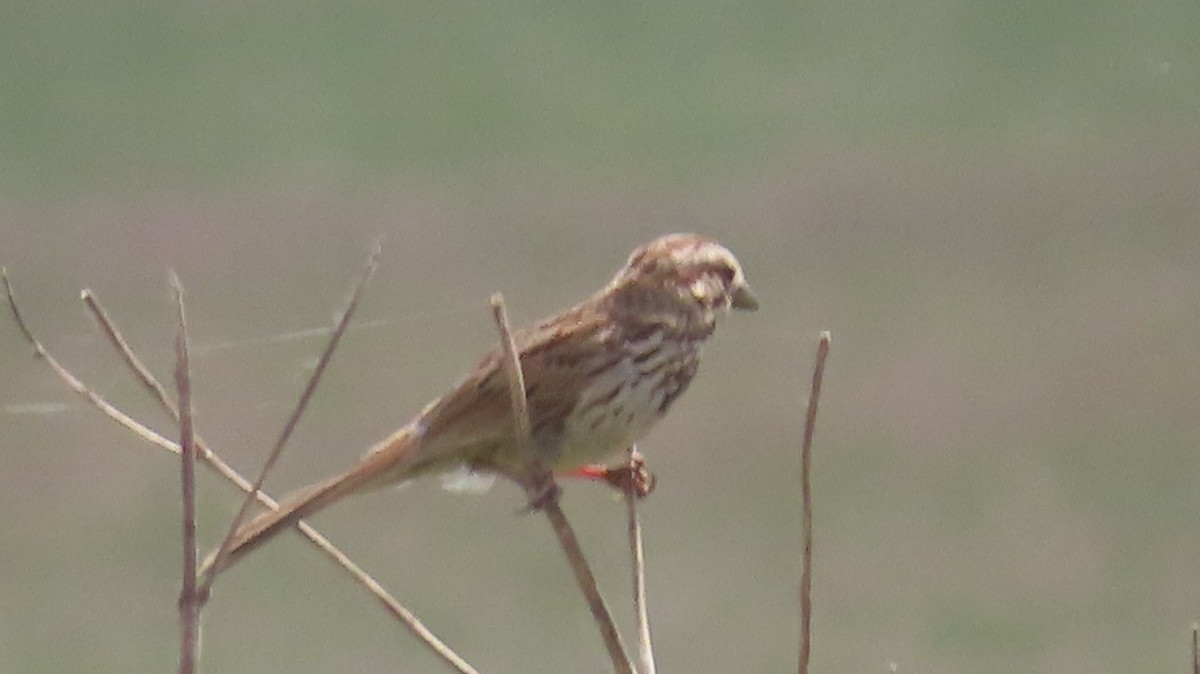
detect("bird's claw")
[600,451,657,498]
[560,450,657,498]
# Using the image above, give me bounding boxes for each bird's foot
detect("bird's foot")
[559,449,656,498]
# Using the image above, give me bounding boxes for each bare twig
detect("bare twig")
[488,294,538,481]
[170,273,200,674]
[799,331,831,674]
[83,289,179,417]
[625,446,655,674]
[1192,622,1198,674]
[4,271,178,452]
[200,241,380,592]
[489,293,634,674]
[6,271,480,674]
[84,291,276,491]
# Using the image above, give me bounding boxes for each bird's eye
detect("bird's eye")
[715,267,735,286]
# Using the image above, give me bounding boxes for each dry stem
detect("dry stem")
[170,273,200,674]
[624,446,655,674]
[799,331,831,674]
[7,268,480,674]
[1192,622,1198,674]
[489,293,634,674]
[4,271,180,454]
[200,241,379,592]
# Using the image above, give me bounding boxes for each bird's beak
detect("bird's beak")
[731,284,759,311]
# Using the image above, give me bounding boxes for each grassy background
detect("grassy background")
[2,1,1199,672]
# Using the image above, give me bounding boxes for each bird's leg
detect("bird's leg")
[520,468,562,512]
[558,448,656,498]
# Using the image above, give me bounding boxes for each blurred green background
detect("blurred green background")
[2,1,1199,672]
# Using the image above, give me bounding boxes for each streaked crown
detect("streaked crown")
[612,233,758,315]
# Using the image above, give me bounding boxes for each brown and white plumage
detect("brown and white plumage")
[204,233,756,575]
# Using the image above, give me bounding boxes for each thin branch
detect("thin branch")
[83,289,179,418]
[488,292,558,500]
[1192,622,1198,674]
[3,271,481,674]
[200,241,380,593]
[798,330,831,674]
[4,271,180,453]
[4,267,37,346]
[171,273,200,674]
[625,446,655,674]
[540,503,633,674]
[489,293,634,674]
[84,290,273,490]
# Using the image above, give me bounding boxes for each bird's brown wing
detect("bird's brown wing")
[204,306,612,577]
[406,305,610,473]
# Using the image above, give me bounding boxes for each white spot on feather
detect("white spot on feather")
[439,465,497,493]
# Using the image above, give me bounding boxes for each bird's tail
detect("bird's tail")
[199,426,420,578]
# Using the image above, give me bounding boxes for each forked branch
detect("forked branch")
[5,264,480,674]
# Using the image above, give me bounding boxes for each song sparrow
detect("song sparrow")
[206,233,756,575]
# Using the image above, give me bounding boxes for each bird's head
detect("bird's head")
[612,233,758,318]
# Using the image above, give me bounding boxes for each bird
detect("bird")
[203,233,757,576]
